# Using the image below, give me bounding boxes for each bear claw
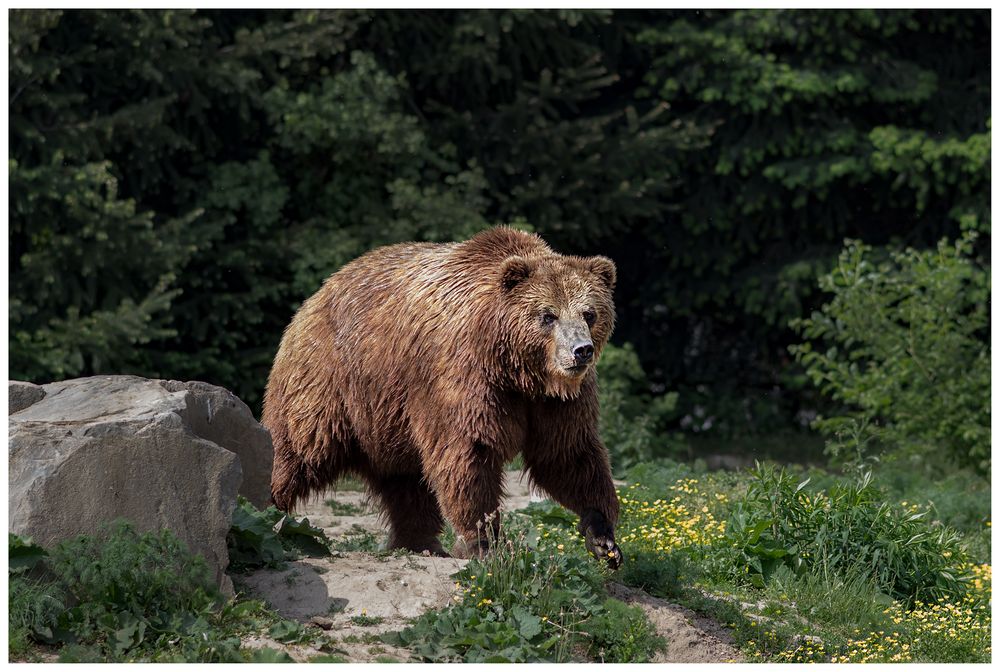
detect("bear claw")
[578,509,623,570]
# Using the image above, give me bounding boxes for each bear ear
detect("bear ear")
[499,255,536,291]
[585,256,617,290]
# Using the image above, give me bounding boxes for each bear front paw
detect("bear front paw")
[578,509,623,570]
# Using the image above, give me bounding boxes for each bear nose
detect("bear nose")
[573,342,595,365]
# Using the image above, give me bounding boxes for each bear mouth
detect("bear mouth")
[563,364,589,376]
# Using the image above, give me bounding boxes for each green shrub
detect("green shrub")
[875,468,991,563]
[386,605,554,663]
[791,234,990,472]
[45,522,225,659]
[8,533,49,574]
[249,648,296,662]
[267,619,312,644]
[724,464,969,602]
[49,522,220,616]
[9,524,284,662]
[455,538,604,618]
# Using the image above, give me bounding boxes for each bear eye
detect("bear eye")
[541,312,558,326]
[583,310,596,326]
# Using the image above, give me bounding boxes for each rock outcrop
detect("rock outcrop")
[9,380,46,414]
[8,376,274,593]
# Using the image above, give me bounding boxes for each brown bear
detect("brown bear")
[262,226,622,567]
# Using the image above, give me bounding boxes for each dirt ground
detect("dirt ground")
[235,471,742,662]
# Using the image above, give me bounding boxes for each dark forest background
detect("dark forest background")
[9,9,990,470]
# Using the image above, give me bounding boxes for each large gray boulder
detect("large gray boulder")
[8,376,274,594]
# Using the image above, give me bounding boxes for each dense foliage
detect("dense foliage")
[8,524,292,662]
[9,9,990,449]
[791,234,990,471]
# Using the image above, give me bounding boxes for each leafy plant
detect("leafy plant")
[267,619,312,644]
[227,496,331,571]
[249,648,296,662]
[596,343,682,472]
[49,522,220,617]
[791,234,990,472]
[8,534,49,574]
[385,605,555,663]
[44,522,223,656]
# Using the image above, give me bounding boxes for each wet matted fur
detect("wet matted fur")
[263,227,622,563]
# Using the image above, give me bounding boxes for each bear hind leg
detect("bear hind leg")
[270,441,346,512]
[367,474,447,556]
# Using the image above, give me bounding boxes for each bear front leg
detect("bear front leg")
[523,428,623,569]
[424,441,506,559]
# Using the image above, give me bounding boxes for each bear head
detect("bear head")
[498,251,616,400]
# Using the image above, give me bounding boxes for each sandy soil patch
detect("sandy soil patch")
[235,470,738,663]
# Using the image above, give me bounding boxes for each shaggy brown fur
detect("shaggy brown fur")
[262,227,622,565]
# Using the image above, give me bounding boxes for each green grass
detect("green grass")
[764,564,892,636]
[8,574,65,659]
[331,525,384,553]
[326,500,364,516]
[725,463,970,602]
[350,614,385,627]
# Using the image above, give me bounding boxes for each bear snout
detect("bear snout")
[573,342,594,365]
